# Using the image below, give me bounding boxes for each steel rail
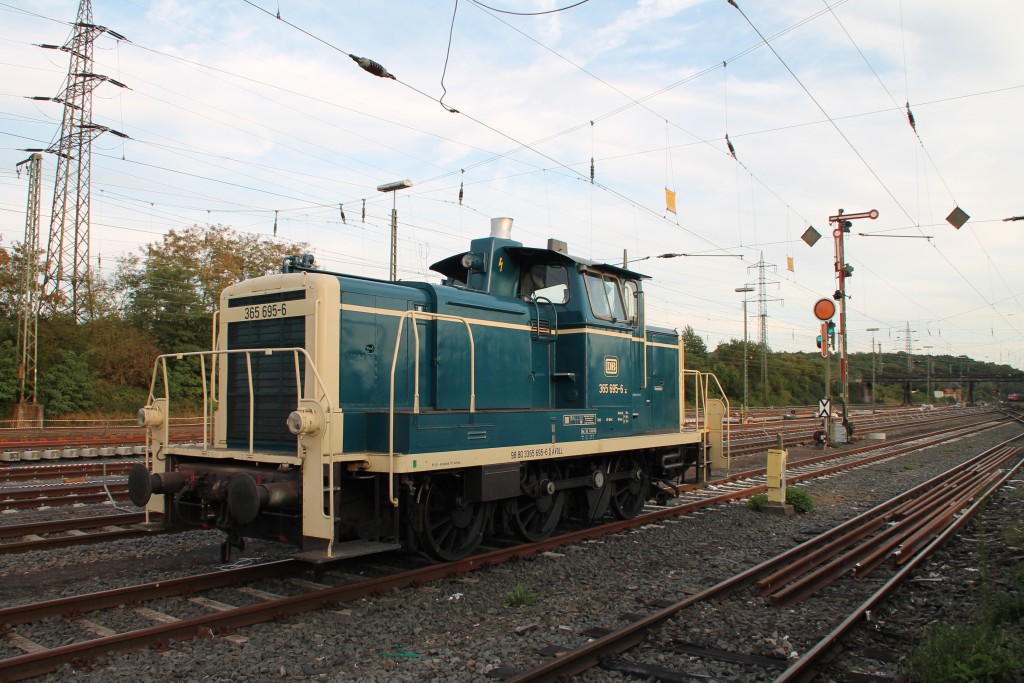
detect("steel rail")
[0,462,134,483]
[0,513,145,539]
[773,449,1024,683]
[0,421,1012,680]
[767,452,1016,605]
[502,432,1024,682]
[0,485,129,511]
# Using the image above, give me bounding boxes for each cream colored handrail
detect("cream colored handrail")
[387,310,477,506]
[146,347,334,451]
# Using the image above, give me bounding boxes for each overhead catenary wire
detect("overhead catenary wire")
[4,2,1020,356]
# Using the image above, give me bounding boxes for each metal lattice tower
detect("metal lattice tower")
[750,252,780,402]
[903,321,914,369]
[41,0,126,322]
[15,153,42,403]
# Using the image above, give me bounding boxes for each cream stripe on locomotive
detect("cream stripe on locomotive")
[362,429,706,474]
[337,301,679,347]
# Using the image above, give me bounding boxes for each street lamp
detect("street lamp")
[735,286,755,422]
[377,179,414,281]
[867,328,879,413]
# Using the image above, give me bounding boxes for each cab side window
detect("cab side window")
[623,280,639,324]
[520,264,569,305]
[584,271,626,322]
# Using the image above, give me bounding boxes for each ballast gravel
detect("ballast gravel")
[0,418,1019,682]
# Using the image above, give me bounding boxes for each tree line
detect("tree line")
[0,225,307,417]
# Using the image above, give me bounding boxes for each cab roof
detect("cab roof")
[429,244,649,284]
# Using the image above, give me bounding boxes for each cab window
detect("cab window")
[623,280,639,324]
[584,271,626,321]
[520,264,569,305]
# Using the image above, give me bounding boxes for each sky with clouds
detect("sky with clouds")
[1,0,1022,369]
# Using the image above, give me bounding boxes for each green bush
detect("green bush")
[39,350,96,416]
[747,493,768,511]
[786,487,814,514]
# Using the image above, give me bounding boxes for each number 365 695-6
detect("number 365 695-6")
[243,303,287,320]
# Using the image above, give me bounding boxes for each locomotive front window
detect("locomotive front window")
[584,271,626,321]
[521,264,569,305]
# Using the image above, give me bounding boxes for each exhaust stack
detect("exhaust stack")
[490,217,513,239]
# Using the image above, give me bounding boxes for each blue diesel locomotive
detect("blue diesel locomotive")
[130,218,728,562]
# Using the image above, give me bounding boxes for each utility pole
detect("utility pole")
[923,345,933,404]
[38,0,127,322]
[735,286,755,421]
[867,327,879,412]
[15,154,42,416]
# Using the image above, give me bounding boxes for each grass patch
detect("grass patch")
[504,584,537,607]
[902,622,1021,683]
[903,514,1024,682]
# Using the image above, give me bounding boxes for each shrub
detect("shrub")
[786,487,814,513]
[747,493,768,511]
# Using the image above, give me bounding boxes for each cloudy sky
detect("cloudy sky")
[1,0,1021,368]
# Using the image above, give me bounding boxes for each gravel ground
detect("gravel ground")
[1,416,1020,682]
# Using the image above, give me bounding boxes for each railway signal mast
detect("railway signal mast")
[828,208,878,437]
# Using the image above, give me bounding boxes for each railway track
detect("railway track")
[501,436,1024,682]
[0,417,1016,681]
[0,481,130,512]
[0,461,135,483]
[0,513,151,555]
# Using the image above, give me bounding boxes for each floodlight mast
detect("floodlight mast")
[376,179,413,280]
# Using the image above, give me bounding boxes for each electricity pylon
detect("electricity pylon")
[15,154,42,403]
[39,0,127,322]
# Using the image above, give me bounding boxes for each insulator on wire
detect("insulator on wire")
[905,102,917,133]
[339,203,346,224]
[350,54,395,80]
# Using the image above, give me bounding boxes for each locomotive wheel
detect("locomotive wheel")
[416,474,488,562]
[609,454,650,519]
[569,463,611,522]
[509,464,566,542]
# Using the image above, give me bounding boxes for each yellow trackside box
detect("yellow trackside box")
[766,448,788,503]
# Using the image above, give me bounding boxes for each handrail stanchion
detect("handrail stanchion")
[387,311,477,506]
[245,351,254,454]
[199,354,208,450]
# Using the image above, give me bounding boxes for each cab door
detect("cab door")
[582,271,637,437]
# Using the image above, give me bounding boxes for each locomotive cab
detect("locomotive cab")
[132,218,728,563]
